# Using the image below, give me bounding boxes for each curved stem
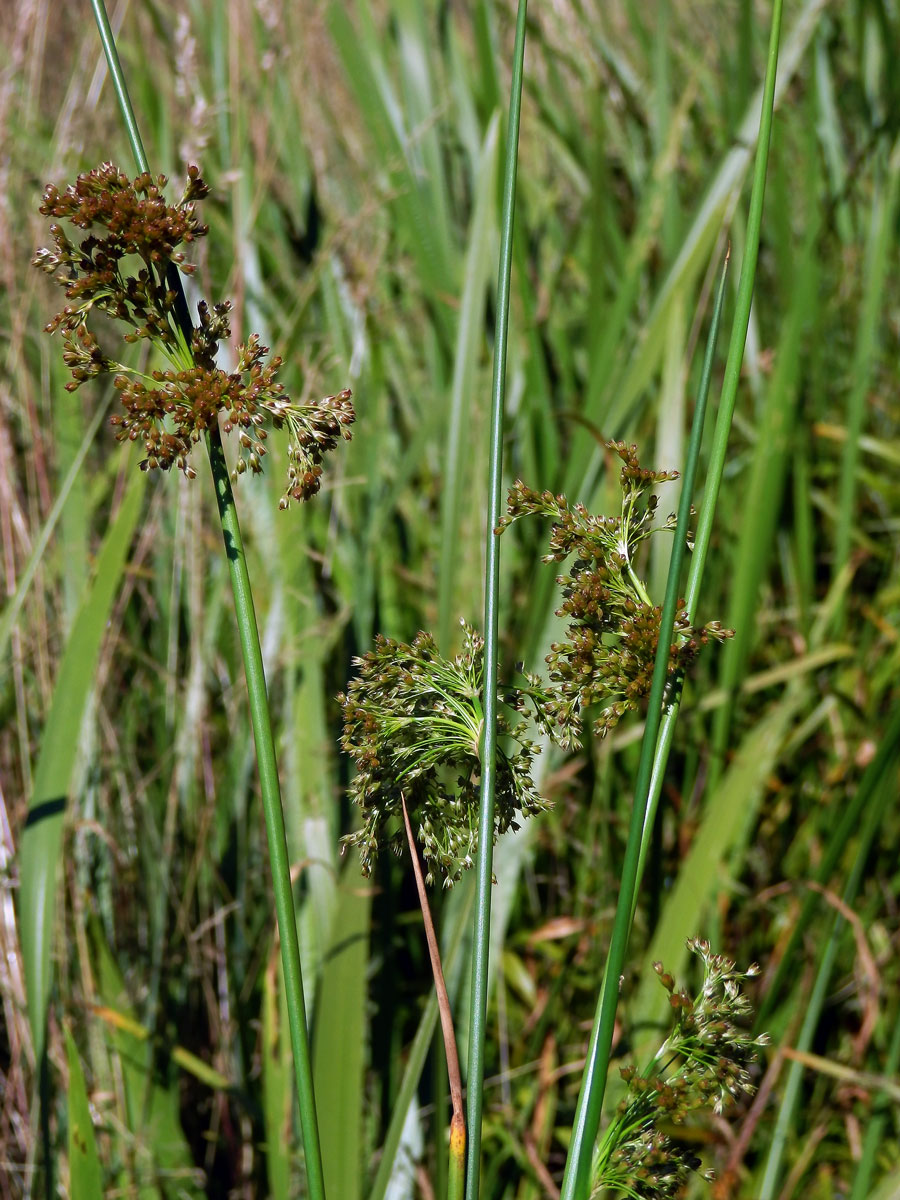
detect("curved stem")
[401,797,466,1199]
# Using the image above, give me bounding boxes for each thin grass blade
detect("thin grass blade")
[438,113,500,651]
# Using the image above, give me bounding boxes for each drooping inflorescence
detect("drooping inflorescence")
[33,162,354,504]
[498,442,732,736]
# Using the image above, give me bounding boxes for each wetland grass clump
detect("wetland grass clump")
[29,152,353,1199]
[11,0,899,1197]
[340,436,742,1196]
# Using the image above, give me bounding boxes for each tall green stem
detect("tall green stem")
[559,2,784,1195]
[465,0,528,1195]
[204,432,325,1200]
[89,4,326,1196]
[633,251,730,895]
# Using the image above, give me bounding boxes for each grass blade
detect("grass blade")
[632,686,805,1032]
[64,1026,103,1200]
[758,700,900,1026]
[596,0,828,448]
[708,227,818,788]
[831,136,900,626]
[368,882,473,1200]
[758,762,898,1198]
[0,395,111,668]
[850,1016,900,1200]
[312,870,371,1200]
[437,113,500,651]
[89,919,201,1197]
[262,952,292,1200]
[18,467,142,1065]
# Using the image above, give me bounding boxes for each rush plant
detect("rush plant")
[340,440,746,1198]
[592,943,770,1198]
[16,0,796,1196]
[340,620,577,887]
[26,67,353,1200]
[498,444,732,738]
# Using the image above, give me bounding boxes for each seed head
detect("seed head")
[592,940,768,1197]
[339,621,573,886]
[498,443,731,736]
[34,163,353,502]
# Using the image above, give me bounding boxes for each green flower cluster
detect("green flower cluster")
[342,443,732,885]
[339,622,577,887]
[592,939,769,1198]
[33,162,353,504]
[499,442,731,736]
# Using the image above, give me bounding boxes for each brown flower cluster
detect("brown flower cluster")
[34,161,208,345]
[546,594,729,736]
[499,442,731,736]
[34,163,353,504]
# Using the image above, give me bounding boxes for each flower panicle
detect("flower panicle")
[339,620,573,887]
[591,940,769,1198]
[33,162,353,505]
[34,161,209,341]
[497,441,731,736]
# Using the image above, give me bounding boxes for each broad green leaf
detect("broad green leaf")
[91,919,203,1200]
[19,464,142,1064]
[65,1026,103,1200]
[630,686,805,1046]
[312,869,371,1200]
[263,952,293,1200]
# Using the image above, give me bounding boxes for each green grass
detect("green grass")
[3,1,900,1197]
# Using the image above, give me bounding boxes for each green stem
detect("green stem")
[632,250,731,898]
[89,4,326,1196]
[465,0,528,1195]
[205,431,326,1200]
[556,256,725,1200]
[89,0,150,173]
[560,0,784,1189]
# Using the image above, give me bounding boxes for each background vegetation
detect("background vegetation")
[2,0,899,1196]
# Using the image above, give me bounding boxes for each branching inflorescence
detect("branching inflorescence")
[498,442,732,736]
[340,621,578,887]
[34,162,354,505]
[592,940,769,1198]
[342,444,732,887]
